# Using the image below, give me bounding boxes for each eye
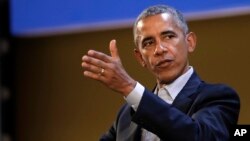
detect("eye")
[163,34,175,40]
[142,39,154,48]
[161,31,177,40]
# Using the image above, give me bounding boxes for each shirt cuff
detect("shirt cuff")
[125,82,144,111]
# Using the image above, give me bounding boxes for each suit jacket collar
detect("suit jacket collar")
[152,70,202,101]
[172,71,202,113]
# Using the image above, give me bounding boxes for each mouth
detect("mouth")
[155,59,173,68]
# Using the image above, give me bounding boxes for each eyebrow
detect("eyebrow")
[141,36,154,44]
[161,30,177,36]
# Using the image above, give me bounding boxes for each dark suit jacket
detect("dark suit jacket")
[100,72,240,141]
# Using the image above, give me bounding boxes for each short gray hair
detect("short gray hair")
[133,5,189,46]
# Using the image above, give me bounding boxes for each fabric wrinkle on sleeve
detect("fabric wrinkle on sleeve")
[125,82,144,111]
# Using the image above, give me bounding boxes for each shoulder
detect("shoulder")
[198,82,240,104]
[202,82,238,95]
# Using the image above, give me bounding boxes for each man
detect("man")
[81,5,240,141]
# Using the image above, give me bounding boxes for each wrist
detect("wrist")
[122,80,137,97]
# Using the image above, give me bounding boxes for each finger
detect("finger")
[82,61,103,74]
[82,55,106,69]
[87,50,111,63]
[109,39,120,60]
[83,70,105,81]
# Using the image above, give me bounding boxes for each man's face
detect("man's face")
[134,13,196,84]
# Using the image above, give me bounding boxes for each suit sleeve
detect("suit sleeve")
[131,84,240,141]
[99,106,127,141]
[99,122,116,141]
[99,104,129,141]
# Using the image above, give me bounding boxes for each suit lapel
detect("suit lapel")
[172,71,202,113]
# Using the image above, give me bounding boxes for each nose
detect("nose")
[154,42,167,56]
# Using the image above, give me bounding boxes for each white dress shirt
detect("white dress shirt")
[125,66,194,141]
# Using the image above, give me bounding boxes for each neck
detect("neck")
[157,64,190,88]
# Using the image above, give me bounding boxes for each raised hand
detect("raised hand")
[81,39,136,96]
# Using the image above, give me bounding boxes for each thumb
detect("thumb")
[109,39,120,59]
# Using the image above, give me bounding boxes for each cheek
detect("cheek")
[141,52,155,69]
[143,55,153,67]
[175,47,189,64]
[173,40,189,56]
[171,38,187,53]
[141,50,151,62]
[140,50,148,62]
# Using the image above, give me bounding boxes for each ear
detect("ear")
[134,48,146,67]
[186,32,197,53]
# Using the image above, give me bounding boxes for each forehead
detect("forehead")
[137,13,173,30]
[135,13,179,42]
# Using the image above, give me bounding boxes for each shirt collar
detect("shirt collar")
[159,66,194,100]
